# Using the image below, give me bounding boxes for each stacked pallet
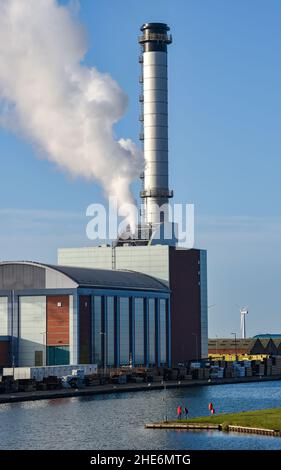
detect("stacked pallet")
[272,356,281,375]
[203,368,210,379]
[264,358,273,376]
[192,368,204,380]
[245,368,253,377]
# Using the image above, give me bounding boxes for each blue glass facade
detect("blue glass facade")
[86,292,169,369]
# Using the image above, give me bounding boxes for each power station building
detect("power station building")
[57,23,209,365]
[58,246,208,364]
[0,23,209,369]
[0,261,170,368]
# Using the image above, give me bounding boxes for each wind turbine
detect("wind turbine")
[240,307,249,339]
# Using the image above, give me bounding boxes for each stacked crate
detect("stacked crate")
[224,367,235,378]
[203,368,210,380]
[264,358,273,376]
[192,368,204,380]
[272,356,281,375]
[245,367,253,377]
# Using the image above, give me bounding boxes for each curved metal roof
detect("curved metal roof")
[0,261,169,292]
[47,264,168,291]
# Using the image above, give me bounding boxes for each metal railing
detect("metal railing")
[139,33,172,44]
[140,188,173,198]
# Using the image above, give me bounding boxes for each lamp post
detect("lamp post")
[231,332,237,358]
[40,331,47,366]
[192,333,199,362]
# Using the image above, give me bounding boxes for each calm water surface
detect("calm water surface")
[1,381,281,450]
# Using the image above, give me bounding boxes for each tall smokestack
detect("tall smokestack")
[139,23,173,225]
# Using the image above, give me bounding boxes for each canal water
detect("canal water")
[0,381,281,449]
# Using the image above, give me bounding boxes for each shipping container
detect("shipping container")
[3,364,97,380]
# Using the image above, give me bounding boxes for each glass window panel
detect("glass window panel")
[119,297,130,365]
[134,298,144,365]
[0,297,8,336]
[148,298,155,365]
[159,298,167,364]
[106,297,115,366]
[93,296,102,365]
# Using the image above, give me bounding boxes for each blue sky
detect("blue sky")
[0,0,280,337]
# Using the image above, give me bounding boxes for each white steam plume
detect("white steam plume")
[0,0,143,225]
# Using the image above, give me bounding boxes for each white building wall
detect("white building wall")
[19,296,46,367]
[115,246,170,285]
[58,245,170,285]
[200,250,208,358]
[58,247,112,269]
[0,297,8,336]
[45,269,77,289]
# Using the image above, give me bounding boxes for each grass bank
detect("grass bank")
[175,408,281,431]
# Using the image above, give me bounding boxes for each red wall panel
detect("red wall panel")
[47,296,69,346]
[0,341,10,367]
[169,247,201,365]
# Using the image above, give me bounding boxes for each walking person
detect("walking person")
[177,405,182,420]
[184,406,189,419]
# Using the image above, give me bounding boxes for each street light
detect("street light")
[192,333,199,362]
[231,332,237,358]
[40,331,47,366]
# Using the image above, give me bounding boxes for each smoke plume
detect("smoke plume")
[0,0,143,220]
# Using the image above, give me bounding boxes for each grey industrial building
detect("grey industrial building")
[0,23,209,369]
[0,261,170,368]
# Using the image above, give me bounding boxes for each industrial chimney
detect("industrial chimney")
[139,23,173,225]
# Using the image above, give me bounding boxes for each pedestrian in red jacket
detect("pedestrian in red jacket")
[177,405,182,420]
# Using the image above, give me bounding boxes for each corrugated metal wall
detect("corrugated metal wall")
[0,264,45,290]
[19,296,46,367]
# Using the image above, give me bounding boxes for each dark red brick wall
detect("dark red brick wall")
[47,296,69,346]
[0,341,10,367]
[169,247,201,365]
[208,348,248,355]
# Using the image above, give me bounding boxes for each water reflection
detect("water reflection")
[0,381,281,450]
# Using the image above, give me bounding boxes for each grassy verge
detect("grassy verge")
[172,408,281,431]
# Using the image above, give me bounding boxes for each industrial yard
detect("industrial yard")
[1,356,281,404]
